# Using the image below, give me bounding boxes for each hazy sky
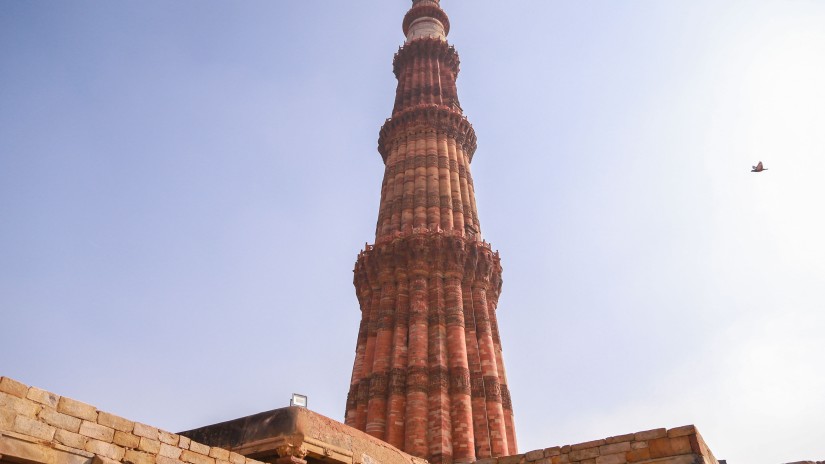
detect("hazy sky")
[2,2,824,463]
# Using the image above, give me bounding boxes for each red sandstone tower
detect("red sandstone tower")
[345,2,517,463]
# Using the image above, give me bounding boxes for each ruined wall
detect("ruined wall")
[472,425,718,464]
[0,376,263,464]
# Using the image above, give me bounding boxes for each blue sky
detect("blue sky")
[2,2,824,463]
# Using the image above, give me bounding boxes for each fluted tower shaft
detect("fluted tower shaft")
[345,3,517,463]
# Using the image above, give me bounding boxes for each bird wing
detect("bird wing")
[756,161,763,170]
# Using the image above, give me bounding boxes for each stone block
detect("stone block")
[157,457,186,464]
[630,442,647,450]
[0,377,28,398]
[93,456,122,464]
[179,435,191,450]
[670,436,692,455]
[1,407,15,429]
[181,449,217,464]
[1,391,40,417]
[649,437,693,459]
[499,455,524,464]
[209,447,230,460]
[56,428,88,449]
[58,396,98,421]
[139,437,162,454]
[551,454,569,464]
[667,425,696,438]
[599,442,630,455]
[605,434,634,445]
[54,442,94,458]
[526,450,545,461]
[134,422,160,440]
[160,430,180,446]
[39,407,82,432]
[26,387,60,408]
[13,414,56,441]
[124,449,157,464]
[160,443,183,459]
[545,447,561,457]
[98,411,135,433]
[625,448,650,463]
[114,430,141,448]
[560,445,571,454]
[85,438,126,461]
[595,453,626,464]
[80,420,115,442]
[569,447,600,462]
[475,459,496,464]
[229,452,246,464]
[189,441,211,455]
[633,429,666,441]
[571,440,606,451]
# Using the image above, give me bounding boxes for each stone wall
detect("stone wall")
[0,376,263,464]
[474,425,718,464]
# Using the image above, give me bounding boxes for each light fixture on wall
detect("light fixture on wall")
[290,393,308,408]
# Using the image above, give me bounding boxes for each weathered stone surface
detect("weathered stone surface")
[80,420,115,442]
[499,454,524,464]
[625,448,651,463]
[134,422,160,440]
[160,443,183,459]
[115,430,141,448]
[85,438,125,461]
[139,437,162,454]
[599,442,630,455]
[647,437,691,459]
[595,453,626,464]
[157,456,186,464]
[633,429,666,441]
[124,448,158,464]
[569,446,600,461]
[58,396,98,421]
[209,447,230,460]
[13,414,56,441]
[55,428,87,449]
[179,435,191,450]
[604,434,634,445]
[630,442,648,450]
[39,407,82,432]
[189,440,210,455]
[0,377,28,398]
[1,391,40,418]
[27,386,60,408]
[98,411,135,433]
[526,449,545,461]
[571,440,605,452]
[1,405,16,429]
[545,447,561,457]
[181,449,217,464]
[159,430,180,446]
[667,425,696,438]
[92,455,121,464]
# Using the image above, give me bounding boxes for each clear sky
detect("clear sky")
[2,1,824,463]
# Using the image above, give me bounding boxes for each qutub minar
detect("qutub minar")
[0,3,725,464]
[344,1,516,463]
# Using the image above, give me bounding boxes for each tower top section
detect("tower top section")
[403,0,450,43]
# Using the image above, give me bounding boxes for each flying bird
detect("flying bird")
[751,161,768,172]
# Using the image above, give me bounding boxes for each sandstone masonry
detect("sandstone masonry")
[0,376,263,464]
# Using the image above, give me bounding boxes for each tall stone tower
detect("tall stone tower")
[345,2,517,463]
